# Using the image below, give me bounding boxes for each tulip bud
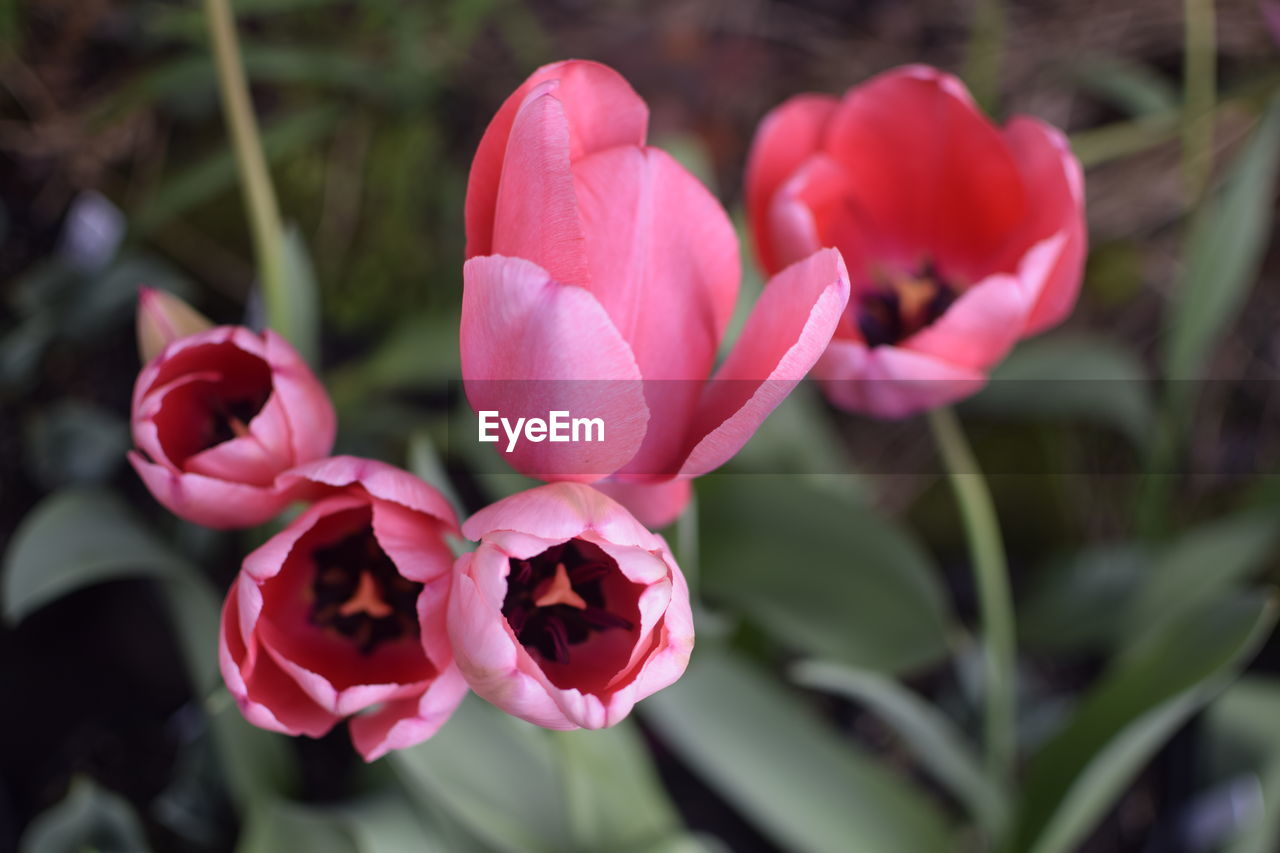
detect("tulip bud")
[136,287,213,365]
[128,324,336,529]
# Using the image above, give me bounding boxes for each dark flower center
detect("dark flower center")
[309,525,422,654]
[201,390,271,451]
[501,539,634,666]
[856,261,957,348]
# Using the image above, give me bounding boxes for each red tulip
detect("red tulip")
[448,483,693,729]
[219,457,468,761]
[746,65,1086,417]
[128,299,336,528]
[462,60,850,526]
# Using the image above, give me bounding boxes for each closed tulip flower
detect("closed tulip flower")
[746,65,1086,417]
[219,457,468,761]
[128,291,336,528]
[448,483,693,730]
[462,60,850,527]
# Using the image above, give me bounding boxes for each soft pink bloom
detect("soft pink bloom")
[448,482,693,730]
[219,457,468,761]
[462,60,850,526]
[746,65,1086,417]
[128,319,336,529]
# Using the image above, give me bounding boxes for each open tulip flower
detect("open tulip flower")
[746,65,1086,417]
[448,482,693,730]
[128,290,337,528]
[462,59,850,527]
[219,457,469,761]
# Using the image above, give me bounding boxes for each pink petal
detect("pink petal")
[766,153,872,278]
[262,330,336,465]
[624,559,694,702]
[218,579,340,738]
[460,255,650,481]
[460,482,659,550]
[745,93,839,275]
[901,272,1030,370]
[281,456,459,530]
[466,60,649,258]
[1001,117,1087,334]
[677,248,850,478]
[128,450,291,529]
[572,146,739,478]
[136,287,212,365]
[347,664,469,761]
[491,84,591,288]
[591,478,692,529]
[371,499,455,584]
[815,339,986,418]
[824,65,1026,282]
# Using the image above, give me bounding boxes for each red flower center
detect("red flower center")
[152,342,274,466]
[502,539,634,666]
[855,261,957,347]
[308,524,422,654]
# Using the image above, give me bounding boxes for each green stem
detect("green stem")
[928,407,1016,785]
[202,0,288,324]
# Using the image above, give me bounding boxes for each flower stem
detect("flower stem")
[202,0,289,325]
[927,407,1016,785]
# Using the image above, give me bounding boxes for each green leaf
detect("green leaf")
[1072,58,1178,117]
[275,223,321,367]
[407,428,464,520]
[698,476,953,674]
[552,722,683,851]
[332,791,449,852]
[967,333,1152,443]
[131,105,338,236]
[1012,593,1277,853]
[19,777,152,853]
[1126,510,1279,643]
[238,799,358,853]
[791,660,1005,836]
[24,400,130,489]
[643,647,954,853]
[392,695,573,853]
[1019,544,1148,653]
[1166,96,1280,381]
[3,489,191,625]
[1210,678,1280,853]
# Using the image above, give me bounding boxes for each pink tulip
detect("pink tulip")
[462,60,850,527]
[448,482,693,729]
[128,304,336,529]
[219,456,468,761]
[746,65,1086,417]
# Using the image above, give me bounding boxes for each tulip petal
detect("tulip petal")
[591,478,692,530]
[1002,117,1087,334]
[816,339,986,418]
[571,146,740,477]
[901,271,1030,370]
[128,450,291,529]
[766,153,872,280]
[677,248,850,478]
[466,60,649,258]
[460,255,649,481]
[262,330,337,465]
[461,482,659,551]
[347,664,469,761]
[219,579,340,738]
[491,84,591,288]
[745,94,839,274]
[280,456,459,530]
[824,65,1026,281]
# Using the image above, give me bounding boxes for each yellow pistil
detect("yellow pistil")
[534,563,587,610]
[339,571,393,619]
